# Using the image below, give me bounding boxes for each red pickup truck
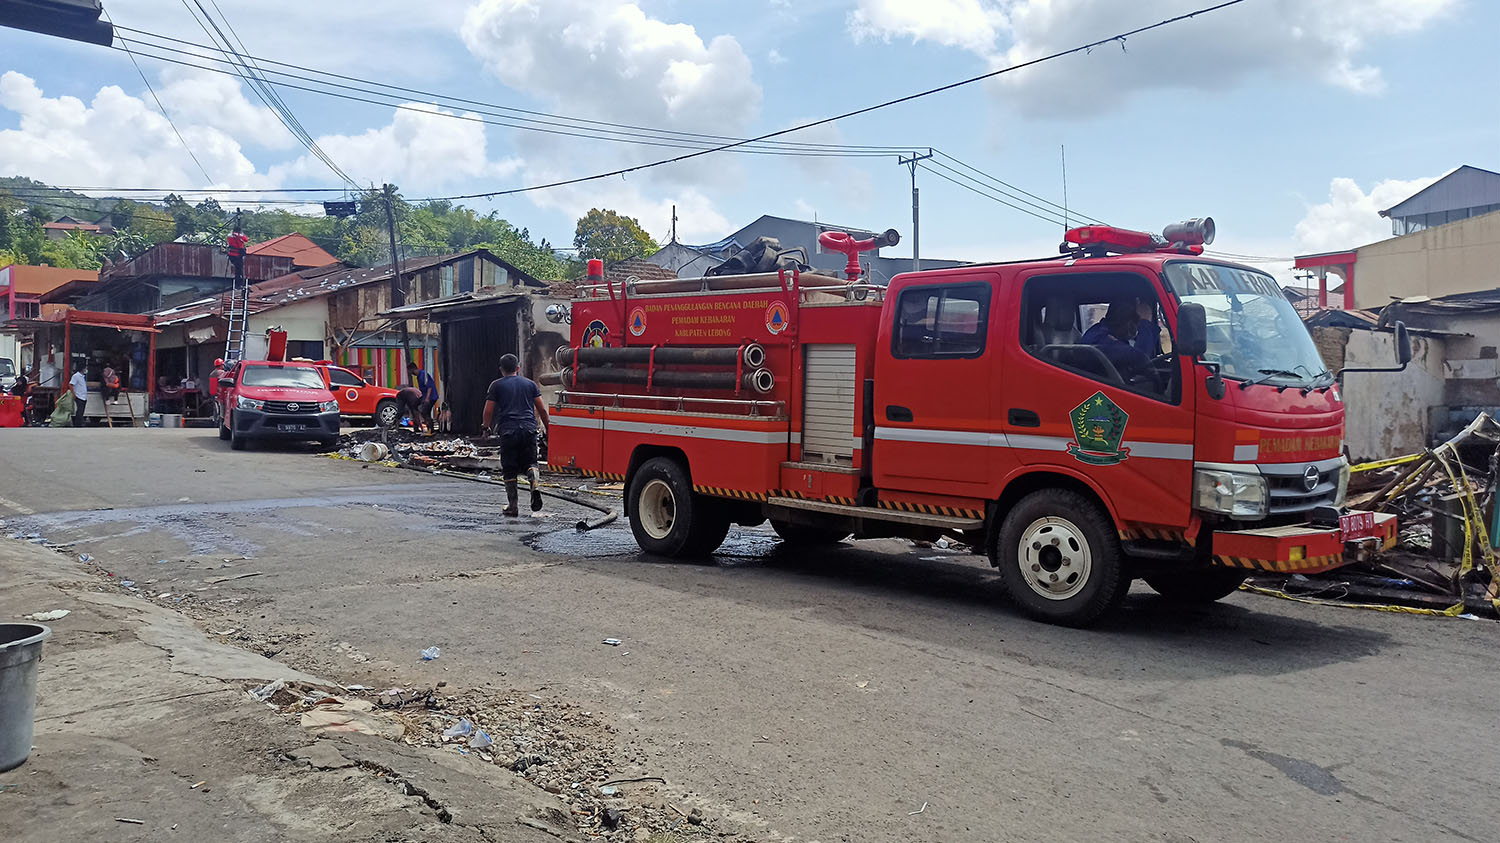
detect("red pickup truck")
[218,360,341,450]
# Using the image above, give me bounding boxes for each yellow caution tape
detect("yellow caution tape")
[1350,452,1425,473]
[1240,584,1466,617]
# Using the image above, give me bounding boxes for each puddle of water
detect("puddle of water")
[525,525,784,563]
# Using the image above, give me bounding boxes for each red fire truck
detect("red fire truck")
[547,221,1407,626]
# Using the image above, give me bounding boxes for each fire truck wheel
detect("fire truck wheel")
[229,427,247,451]
[627,457,729,559]
[771,520,849,545]
[994,489,1128,627]
[1143,569,1248,603]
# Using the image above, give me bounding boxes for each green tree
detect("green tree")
[572,208,658,266]
[39,230,103,270]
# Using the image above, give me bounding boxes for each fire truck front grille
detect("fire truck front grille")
[1261,459,1344,515]
[263,400,319,415]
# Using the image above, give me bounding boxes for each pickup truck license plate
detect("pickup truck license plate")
[1339,511,1377,541]
[277,423,306,432]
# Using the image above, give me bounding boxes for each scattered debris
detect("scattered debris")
[204,571,265,584]
[602,638,622,647]
[420,646,442,661]
[25,609,70,621]
[190,781,206,790]
[114,818,145,825]
[909,802,929,815]
[1248,413,1500,617]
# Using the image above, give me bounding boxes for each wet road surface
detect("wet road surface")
[2,428,1497,842]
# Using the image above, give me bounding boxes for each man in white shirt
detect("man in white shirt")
[69,364,88,427]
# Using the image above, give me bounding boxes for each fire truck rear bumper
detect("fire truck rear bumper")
[1209,511,1398,574]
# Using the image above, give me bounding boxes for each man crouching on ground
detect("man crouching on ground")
[482,353,549,516]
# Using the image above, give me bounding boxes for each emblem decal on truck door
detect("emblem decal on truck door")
[1068,391,1131,465]
[765,301,789,335]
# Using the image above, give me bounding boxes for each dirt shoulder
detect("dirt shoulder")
[0,537,736,843]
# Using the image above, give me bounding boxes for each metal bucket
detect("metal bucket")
[160,414,183,429]
[0,623,52,772]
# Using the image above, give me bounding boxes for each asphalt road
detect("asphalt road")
[2,428,1496,842]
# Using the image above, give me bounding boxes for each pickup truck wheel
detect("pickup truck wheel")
[218,421,231,441]
[771,520,849,545]
[627,457,728,559]
[229,427,247,451]
[993,489,1128,627]
[1143,569,1248,603]
[375,399,400,428]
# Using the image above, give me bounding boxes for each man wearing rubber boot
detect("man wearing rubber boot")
[482,354,549,516]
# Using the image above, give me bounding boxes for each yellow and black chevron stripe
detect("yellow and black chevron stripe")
[1119,526,1192,545]
[877,499,984,520]
[1214,553,1341,573]
[775,490,857,506]
[579,469,625,481]
[694,485,768,501]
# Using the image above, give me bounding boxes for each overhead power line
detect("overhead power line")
[113,24,921,156]
[106,36,915,160]
[104,10,215,184]
[416,0,1253,202]
[176,0,358,189]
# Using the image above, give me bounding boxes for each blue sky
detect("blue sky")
[2,0,1496,279]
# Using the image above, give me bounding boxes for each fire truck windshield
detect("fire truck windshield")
[1164,262,1330,386]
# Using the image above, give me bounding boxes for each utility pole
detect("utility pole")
[670,204,678,245]
[383,184,412,367]
[897,150,933,271]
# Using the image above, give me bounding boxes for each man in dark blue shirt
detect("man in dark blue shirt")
[1081,300,1158,381]
[482,354,550,516]
[408,362,439,433]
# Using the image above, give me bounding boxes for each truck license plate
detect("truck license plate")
[277,423,306,432]
[1340,512,1377,541]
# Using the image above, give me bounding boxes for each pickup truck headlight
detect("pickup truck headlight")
[1193,468,1268,519]
[1335,462,1350,507]
[319,399,340,412]
[235,396,264,411]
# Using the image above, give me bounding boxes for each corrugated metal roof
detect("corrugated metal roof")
[1380,165,1500,219]
[99,242,294,283]
[246,233,339,269]
[606,258,677,282]
[0,265,100,296]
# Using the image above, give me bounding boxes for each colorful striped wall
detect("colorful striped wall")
[337,345,440,391]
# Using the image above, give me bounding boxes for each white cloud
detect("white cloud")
[849,0,1005,53]
[269,103,522,191]
[461,0,763,238]
[154,67,295,151]
[0,70,271,189]
[847,0,1457,116]
[767,48,787,65]
[462,0,761,132]
[0,71,523,202]
[1293,174,1437,254]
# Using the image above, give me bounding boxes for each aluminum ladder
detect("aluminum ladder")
[223,274,251,363]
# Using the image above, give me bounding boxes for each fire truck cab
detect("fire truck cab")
[548,222,1404,626]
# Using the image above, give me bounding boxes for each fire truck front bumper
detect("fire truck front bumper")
[1210,511,1398,574]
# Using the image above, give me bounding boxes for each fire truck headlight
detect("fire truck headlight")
[1193,468,1267,519]
[1335,462,1350,507]
[235,396,264,411]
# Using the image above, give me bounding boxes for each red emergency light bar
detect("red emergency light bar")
[1063,217,1214,256]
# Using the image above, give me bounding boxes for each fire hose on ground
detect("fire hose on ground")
[394,461,619,531]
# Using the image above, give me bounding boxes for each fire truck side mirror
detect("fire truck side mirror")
[1176,302,1208,358]
[218,377,235,390]
[1394,321,1412,367]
